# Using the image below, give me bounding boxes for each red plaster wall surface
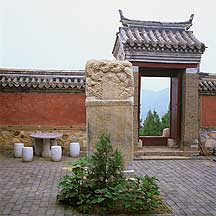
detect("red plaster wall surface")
[201,95,216,128]
[0,93,86,126]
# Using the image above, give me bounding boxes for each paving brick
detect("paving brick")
[130,159,216,216]
[20,207,30,214]
[1,156,216,215]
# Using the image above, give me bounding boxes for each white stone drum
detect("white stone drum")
[162,128,170,137]
[167,138,176,148]
[22,147,33,162]
[70,142,80,157]
[14,143,24,158]
[51,146,62,162]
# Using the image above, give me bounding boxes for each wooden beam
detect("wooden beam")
[131,61,198,69]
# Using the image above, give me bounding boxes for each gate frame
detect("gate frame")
[132,62,199,149]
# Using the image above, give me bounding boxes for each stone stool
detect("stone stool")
[138,139,143,148]
[14,143,24,158]
[162,128,170,137]
[167,138,176,148]
[22,147,33,162]
[70,142,80,157]
[51,146,62,162]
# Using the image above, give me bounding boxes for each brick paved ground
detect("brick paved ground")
[130,159,216,216]
[1,156,216,215]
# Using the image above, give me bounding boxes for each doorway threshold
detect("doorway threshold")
[134,155,191,160]
[134,146,199,159]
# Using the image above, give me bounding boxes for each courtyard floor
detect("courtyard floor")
[0,155,216,216]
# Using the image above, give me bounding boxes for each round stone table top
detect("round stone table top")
[30,132,62,139]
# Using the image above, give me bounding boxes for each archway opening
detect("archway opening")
[138,67,182,147]
[140,77,170,136]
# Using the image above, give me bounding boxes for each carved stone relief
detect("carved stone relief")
[85,60,134,100]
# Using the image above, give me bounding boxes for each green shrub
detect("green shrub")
[89,134,124,188]
[57,133,160,214]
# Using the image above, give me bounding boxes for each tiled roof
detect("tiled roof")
[113,10,206,63]
[199,76,216,94]
[0,69,85,91]
[119,26,205,54]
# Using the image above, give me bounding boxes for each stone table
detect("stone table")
[30,132,62,157]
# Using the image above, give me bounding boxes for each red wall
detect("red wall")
[0,93,86,126]
[201,95,216,128]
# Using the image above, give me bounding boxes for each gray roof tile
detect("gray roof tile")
[0,69,85,91]
[119,26,205,53]
[199,79,216,93]
[113,10,206,63]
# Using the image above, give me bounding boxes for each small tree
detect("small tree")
[89,134,124,188]
[140,110,162,136]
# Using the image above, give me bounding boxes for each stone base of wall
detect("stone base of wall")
[200,128,216,153]
[0,125,87,156]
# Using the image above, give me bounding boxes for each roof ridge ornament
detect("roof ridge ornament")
[119,9,129,21]
[118,9,194,30]
[189,14,194,24]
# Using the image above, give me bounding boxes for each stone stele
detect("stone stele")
[85,59,134,167]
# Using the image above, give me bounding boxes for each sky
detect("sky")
[0,0,215,90]
[141,77,170,91]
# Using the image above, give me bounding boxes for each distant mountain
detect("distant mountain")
[140,88,170,122]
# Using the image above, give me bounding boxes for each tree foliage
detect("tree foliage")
[140,110,161,136]
[161,105,170,130]
[140,106,170,136]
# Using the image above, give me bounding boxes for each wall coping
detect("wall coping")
[0,69,85,92]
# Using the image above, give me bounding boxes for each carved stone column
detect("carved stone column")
[85,60,134,166]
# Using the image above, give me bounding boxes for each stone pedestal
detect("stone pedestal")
[51,146,62,162]
[22,147,33,162]
[34,139,43,156]
[70,142,80,157]
[86,99,134,166]
[14,143,24,158]
[167,138,177,148]
[42,139,51,157]
[85,60,134,167]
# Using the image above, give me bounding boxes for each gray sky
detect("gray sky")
[0,0,215,75]
[141,77,170,91]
